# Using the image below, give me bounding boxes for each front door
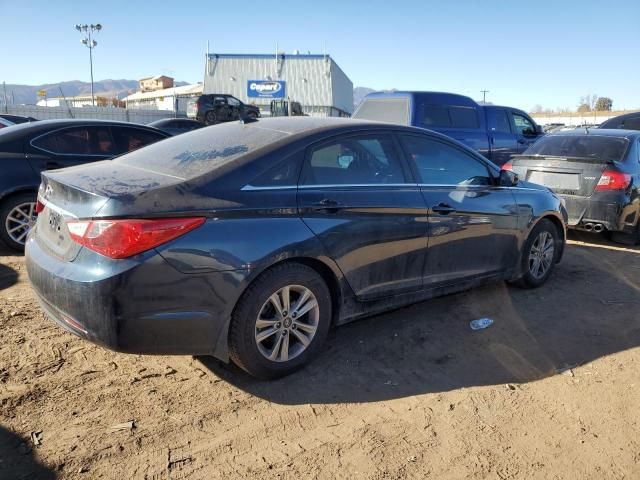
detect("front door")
[398,133,520,287]
[511,111,539,153]
[297,132,429,300]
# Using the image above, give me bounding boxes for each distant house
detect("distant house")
[139,76,174,92]
[123,83,203,111]
[36,95,95,108]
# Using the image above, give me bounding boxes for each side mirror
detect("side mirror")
[499,169,519,187]
[337,154,354,168]
[535,124,544,135]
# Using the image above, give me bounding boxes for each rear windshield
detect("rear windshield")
[524,135,629,162]
[353,98,410,125]
[115,123,287,178]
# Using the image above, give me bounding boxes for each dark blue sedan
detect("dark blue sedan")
[26,117,567,378]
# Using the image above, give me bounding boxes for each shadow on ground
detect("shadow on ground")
[0,262,18,291]
[199,231,640,404]
[0,426,56,479]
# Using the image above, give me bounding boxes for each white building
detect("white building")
[123,83,203,111]
[36,95,95,108]
[203,53,353,117]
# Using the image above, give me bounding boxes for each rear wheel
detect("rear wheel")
[0,193,37,251]
[204,111,217,125]
[515,219,559,288]
[229,263,332,379]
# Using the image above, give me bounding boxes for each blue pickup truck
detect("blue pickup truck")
[352,91,544,166]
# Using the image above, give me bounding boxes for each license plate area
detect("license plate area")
[528,170,580,191]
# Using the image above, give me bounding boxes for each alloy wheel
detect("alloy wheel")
[254,285,319,362]
[5,202,36,246]
[528,230,555,280]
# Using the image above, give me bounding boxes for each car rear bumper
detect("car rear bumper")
[25,235,249,360]
[560,192,638,233]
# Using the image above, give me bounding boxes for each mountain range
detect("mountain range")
[1,79,189,105]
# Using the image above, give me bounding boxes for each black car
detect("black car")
[26,117,566,379]
[599,112,640,131]
[0,114,38,124]
[506,129,640,244]
[0,119,169,250]
[187,94,260,125]
[148,118,205,136]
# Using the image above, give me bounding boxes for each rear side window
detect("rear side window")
[622,117,640,130]
[112,127,164,153]
[32,127,115,155]
[423,105,479,129]
[490,109,512,133]
[302,134,406,185]
[525,135,629,162]
[352,98,410,125]
[401,135,491,186]
[248,151,303,187]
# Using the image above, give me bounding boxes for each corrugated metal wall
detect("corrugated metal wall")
[203,55,353,115]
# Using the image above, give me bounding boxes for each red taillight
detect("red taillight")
[35,198,45,214]
[66,217,205,259]
[501,161,513,171]
[595,170,631,191]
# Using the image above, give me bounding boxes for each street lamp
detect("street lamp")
[74,23,102,106]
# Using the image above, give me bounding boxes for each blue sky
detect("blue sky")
[1,0,639,111]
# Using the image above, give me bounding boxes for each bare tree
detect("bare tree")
[531,104,544,114]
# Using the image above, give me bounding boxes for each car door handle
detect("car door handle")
[432,203,456,214]
[517,138,528,145]
[310,199,345,212]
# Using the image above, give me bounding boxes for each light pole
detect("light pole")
[75,23,102,106]
[480,90,489,103]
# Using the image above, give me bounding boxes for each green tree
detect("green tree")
[595,97,613,111]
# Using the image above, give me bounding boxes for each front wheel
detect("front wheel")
[229,263,332,379]
[515,219,560,288]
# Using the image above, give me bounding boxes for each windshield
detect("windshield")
[524,135,629,162]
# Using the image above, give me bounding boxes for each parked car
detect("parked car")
[0,114,38,124]
[505,129,640,244]
[599,112,640,131]
[0,119,169,250]
[26,117,567,379]
[0,118,14,129]
[352,91,545,165]
[187,94,260,125]
[148,118,205,136]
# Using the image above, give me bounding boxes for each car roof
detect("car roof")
[149,118,201,125]
[0,118,166,141]
[548,128,640,139]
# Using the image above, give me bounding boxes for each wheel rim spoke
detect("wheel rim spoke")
[255,284,320,363]
[5,202,36,245]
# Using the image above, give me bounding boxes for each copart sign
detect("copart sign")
[247,80,286,98]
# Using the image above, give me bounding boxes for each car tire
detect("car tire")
[229,262,332,379]
[514,218,560,289]
[246,111,258,120]
[205,111,217,125]
[0,193,37,251]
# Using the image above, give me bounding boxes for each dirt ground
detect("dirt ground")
[1,232,639,480]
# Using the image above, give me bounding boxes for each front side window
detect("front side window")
[302,135,406,186]
[112,128,164,153]
[227,97,241,107]
[401,135,491,186]
[623,117,640,130]
[513,113,536,136]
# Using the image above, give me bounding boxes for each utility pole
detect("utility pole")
[75,23,102,106]
[480,90,489,103]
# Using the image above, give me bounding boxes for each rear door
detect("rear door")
[27,126,115,173]
[399,133,520,286]
[297,131,429,300]
[487,108,517,166]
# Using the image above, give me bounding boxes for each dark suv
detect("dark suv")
[187,94,260,125]
[0,119,169,250]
